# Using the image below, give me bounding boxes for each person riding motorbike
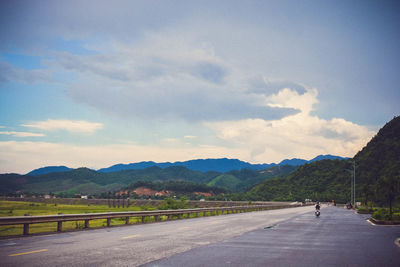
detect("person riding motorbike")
[315,202,321,217]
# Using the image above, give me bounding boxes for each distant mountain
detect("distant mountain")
[277,158,307,166]
[98,155,345,173]
[97,158,272,173]
[1,154,347,197]
[277,155,347,166]
[27,166,73,176]
[310,155,348,162]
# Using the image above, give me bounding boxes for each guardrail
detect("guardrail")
[0,204,302,236]
[1,197,289,208]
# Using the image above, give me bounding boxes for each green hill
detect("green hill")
[0,160,297,196]
[0,166,220,196]
[353,116,400,205]
[207,174,242,192]
[249,159,350,202]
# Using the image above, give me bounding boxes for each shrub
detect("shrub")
[372,208,390,220]
[160,197,188,210]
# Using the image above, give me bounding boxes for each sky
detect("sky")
[0,0,399,174]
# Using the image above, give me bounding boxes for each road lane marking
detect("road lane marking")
[0,242,17,247]
[9,249,48,257]
[121,234,141,239]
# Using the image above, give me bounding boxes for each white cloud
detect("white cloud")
[206,88,375,163]
[266,87,319,115]
[0,131,45,137]
[21,119,103,134]
[184,135,197,139]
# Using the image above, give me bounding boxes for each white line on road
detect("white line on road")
[121,234,141,239]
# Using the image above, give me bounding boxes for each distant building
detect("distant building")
[81,195,88,199]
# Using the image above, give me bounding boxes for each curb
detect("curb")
[369,218,400,225]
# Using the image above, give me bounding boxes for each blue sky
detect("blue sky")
[1,0,399,173]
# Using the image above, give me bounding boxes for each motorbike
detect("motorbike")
[315,209,320,217]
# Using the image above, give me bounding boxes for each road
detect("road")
[0,205,399,266]
[144,206,400,267]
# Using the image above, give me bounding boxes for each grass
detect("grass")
[0,200,152,237]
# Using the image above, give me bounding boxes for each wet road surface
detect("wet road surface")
[143,206,400,267]
[0,205,312,266]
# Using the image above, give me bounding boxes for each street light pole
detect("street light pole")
[346,160,356,207]
[353,160,356,207]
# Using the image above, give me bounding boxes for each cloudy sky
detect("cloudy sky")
[1,0,399,173]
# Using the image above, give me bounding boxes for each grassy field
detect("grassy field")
[0,200,153,237]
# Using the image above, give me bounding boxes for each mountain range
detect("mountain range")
[1,115,398,205]
[26,154,346,176]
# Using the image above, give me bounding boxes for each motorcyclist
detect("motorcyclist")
[315,201,321,211]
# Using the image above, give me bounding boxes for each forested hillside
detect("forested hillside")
[0,164,296,197]
[249,159,351,202]
[0,166,220,196]
[353,116,400,205]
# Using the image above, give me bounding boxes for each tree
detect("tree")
[377,175,400,220]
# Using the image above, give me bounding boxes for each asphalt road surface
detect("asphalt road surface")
[1,205,399,266]
[144,206,400,267]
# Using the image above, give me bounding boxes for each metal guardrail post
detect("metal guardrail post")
[23,223,29,235]
[57,221,62,232]
[84,219,89,229]
[125,217,130,224]
[107,218,111,227]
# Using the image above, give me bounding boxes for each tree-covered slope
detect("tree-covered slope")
[123,180,226,195]
[207,174,242,192]
[0,166,220,196]
[249,159,351,202]
[353,116,400,205]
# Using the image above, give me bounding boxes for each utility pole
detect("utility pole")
[346,160,356,207]
[353,160,356,207]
